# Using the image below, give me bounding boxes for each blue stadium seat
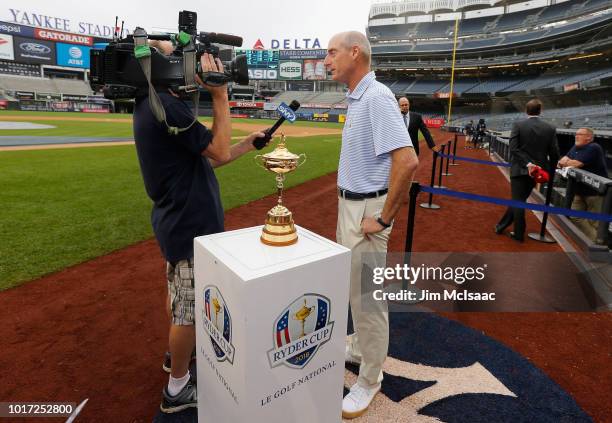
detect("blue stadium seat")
[414,21,455,38]
[538,0,583,23]
[461,37,503,50]
[494,8,545,32]
[412,42,454,52]
[503,30,549,46]
[407,80,448,94]
[458,16,495,36]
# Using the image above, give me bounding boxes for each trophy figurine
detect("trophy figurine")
[293,299,314,339]
[212,296,221,329]
[254,134,306,246]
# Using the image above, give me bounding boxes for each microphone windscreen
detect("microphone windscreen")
[207,32,243,47]
[289,100,300,111]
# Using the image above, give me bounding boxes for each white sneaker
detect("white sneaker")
[345,339,361,365]
[342,382,381,419]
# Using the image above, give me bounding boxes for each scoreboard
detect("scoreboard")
[235,49,279,69]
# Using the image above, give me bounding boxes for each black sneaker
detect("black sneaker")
[162,349,197,373]
[160,380,197,413]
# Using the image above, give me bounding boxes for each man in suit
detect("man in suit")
[398,97,440,156]
[495,99,560,241]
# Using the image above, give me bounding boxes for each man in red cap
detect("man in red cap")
[494,99,559,241]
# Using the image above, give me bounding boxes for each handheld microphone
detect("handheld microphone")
[253,100,301,150]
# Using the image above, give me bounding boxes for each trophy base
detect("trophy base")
[261,205,298,247]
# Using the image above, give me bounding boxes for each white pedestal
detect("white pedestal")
[194,225,351,423]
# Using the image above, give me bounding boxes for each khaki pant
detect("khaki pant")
[571,195,604,242]
[337,194,392,388]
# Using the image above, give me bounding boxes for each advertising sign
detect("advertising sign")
[7,9,119,38]
[287,81,314,91]
[36,92,62,101]
[56,42,90,68]
[62,94,88,101]
[303,59,326,80]
[278,60,302,80]
[35,28,93,46]
[0,21,35,37]
[0,33,14,60]
[433,92,457,99]
[270,38,321,49]
[228,101,264,108]
[424,118,445,128]
[279,49,327,60]
[563,83,579,92]
[13,36,55,64]
[15,91,35,99]
[248,68,278,80]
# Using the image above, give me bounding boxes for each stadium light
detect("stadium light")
[527,60,559,66]
[487,64,520,69]
[568,53,603,61]
[456,67,478,70]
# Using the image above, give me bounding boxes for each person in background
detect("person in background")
[474,118,487,149]
[495,99,559,242]
[558,127,609,241]
[464,120,474,149]
[398,96,440,156]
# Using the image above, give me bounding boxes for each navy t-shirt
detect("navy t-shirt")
[133,92,224,262]
[567,142,609,196]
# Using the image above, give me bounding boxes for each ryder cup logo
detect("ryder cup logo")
[268,294,334,369]
[203,285,235,364]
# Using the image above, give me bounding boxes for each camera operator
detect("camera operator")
[133,41,265,413]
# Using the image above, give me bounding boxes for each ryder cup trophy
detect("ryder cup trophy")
[254,134,306,246]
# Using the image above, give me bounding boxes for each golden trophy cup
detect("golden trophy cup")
[212,296,221,328]
[293,299,314,339]
[255,134,306,246]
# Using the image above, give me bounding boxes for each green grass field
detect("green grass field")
[1,111,342,290]
[0,110,343,137]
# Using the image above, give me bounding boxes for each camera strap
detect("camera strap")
[133,28,199,136]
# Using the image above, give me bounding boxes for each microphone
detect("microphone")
[200,32,243,47]
[253,100,301,150]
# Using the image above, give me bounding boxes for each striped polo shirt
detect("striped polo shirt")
[338,71,413,193]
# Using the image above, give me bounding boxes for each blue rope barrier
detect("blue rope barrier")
[438,153,511,168]
[420,185,612,222]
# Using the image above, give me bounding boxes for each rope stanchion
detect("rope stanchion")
[420,185,612,222]
[438,153,511,167]
[403,182,420,267]
[528,174,556,243]
[420,151,441,209]
[401,182,423,301]
[434,143,447,189]
[450,133,459,166]
[443,138,453,176]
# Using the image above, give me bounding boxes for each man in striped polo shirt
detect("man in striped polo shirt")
[324,31,419,419]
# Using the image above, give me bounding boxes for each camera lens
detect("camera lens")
[226,54,249,85]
